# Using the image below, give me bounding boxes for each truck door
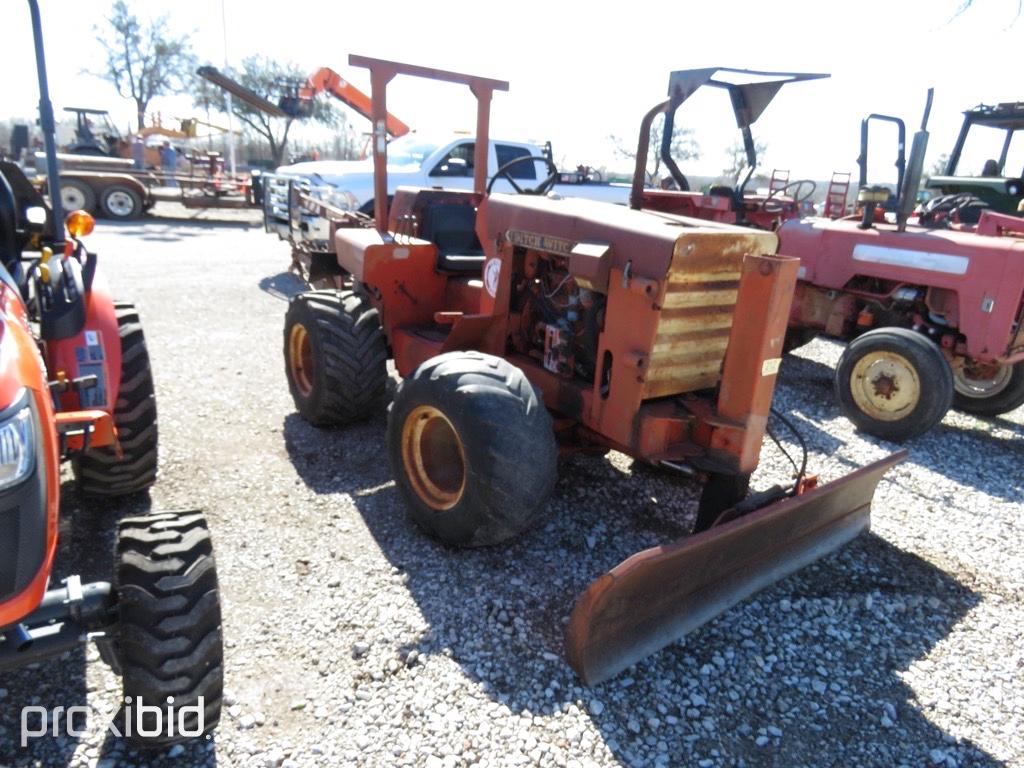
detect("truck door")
[492,143,544,194]
[427,141,477,193]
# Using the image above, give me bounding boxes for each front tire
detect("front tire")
[952,360,1024,416]
[835,327,953,441]
[283,290,388,426]
[113,510,224,747]
[387,351,558,547]
[75,302,158,497]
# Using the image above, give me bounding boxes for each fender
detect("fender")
[0,282,60,628]
[45,260,121,415]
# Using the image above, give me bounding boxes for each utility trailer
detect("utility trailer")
[279,54,901,684]
[40,152,261,220]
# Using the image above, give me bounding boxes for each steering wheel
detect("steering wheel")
[486,155,560,196]
[760,179,817,213]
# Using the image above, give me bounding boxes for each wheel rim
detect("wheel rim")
[849,351,921,421]
[61,185,87,211]
[287,324,315,397]
[105,190,136,217]
[953,362,1012,400]
[401,405,466,511]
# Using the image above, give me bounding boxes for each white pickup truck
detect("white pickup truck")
[273,132,631,213]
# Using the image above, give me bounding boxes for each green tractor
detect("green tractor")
[925,102,1024,217]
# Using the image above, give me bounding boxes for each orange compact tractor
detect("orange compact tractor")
[0,1,223,747]
[281,55,902,684]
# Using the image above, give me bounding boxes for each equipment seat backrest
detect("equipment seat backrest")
[419,203,485,272]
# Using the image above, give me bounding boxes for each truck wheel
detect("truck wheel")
[100,184,143,220]
[75,302,159,496]
[953,360,1024,416]
[60,180,96,214]
[113,510,223,747]
[387,351,558,547]
[284,290,387,426]
[835,327,953,441]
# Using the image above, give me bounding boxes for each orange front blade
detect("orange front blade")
[565,451,906,685]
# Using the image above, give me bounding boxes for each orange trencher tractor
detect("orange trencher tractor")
[0,1,223,747]
[282,55,903,684]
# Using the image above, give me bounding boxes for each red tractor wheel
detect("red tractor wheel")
[952,360,1024,417]
[283,290,388,426]
[387,351,558,547]
[74,301,158,496]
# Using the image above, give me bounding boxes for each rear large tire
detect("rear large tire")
[835,327,953,441]
[113,510,223,747]
[283,290,388,426]
[387,351,558,547]
[75,302,158,497]
[952,360,1024,416]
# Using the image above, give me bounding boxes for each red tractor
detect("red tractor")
[0,1,224,747]
[280,55,900,684]
[635,72,1024,440]
[631,67,827,230]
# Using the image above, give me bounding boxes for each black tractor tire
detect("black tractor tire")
[113,510,223,747]
[75,301,158,496]
[387,351,558,547]
[99,184,143,220]
[835,327,953,442]
[284,290,388,426]
[59,179,97,214]
[952,361,1024,417]
[695,472,750,533]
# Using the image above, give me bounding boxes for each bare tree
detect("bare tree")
[94,1,195,131]
[924,152,951,183]
[609,114,700,185]
[723,139,770,184]
[195,57,346,166]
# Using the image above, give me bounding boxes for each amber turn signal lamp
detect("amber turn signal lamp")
[65,210,95,238]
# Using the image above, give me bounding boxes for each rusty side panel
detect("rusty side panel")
[715,254,800,472]
[643,231,776,400]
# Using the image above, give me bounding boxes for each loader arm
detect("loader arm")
[302,68,410,138]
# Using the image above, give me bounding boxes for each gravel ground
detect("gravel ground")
[0,204,1021,768]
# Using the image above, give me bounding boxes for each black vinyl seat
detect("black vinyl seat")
[419,203,485,272]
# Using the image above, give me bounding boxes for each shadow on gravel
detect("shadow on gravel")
[282,412,999,767]
[97,215,259,238]
[780,353,1023,504]
[0,489,220,768]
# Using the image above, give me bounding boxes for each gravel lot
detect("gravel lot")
[0,205,1021,768]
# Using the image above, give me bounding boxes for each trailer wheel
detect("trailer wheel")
[283,290,387,426]
[953,360,1024,416]
[387,351,558,547]
[112,510,223,747]
[75,302,159,496]
[100,184,143,220]
[60,180,96,214]
[835,328,953,441]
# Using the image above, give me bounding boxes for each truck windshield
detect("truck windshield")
[387,136,441,168]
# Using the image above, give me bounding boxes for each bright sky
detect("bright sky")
[5,0,1021,181]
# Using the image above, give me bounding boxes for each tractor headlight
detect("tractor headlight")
[0,392,35,492]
